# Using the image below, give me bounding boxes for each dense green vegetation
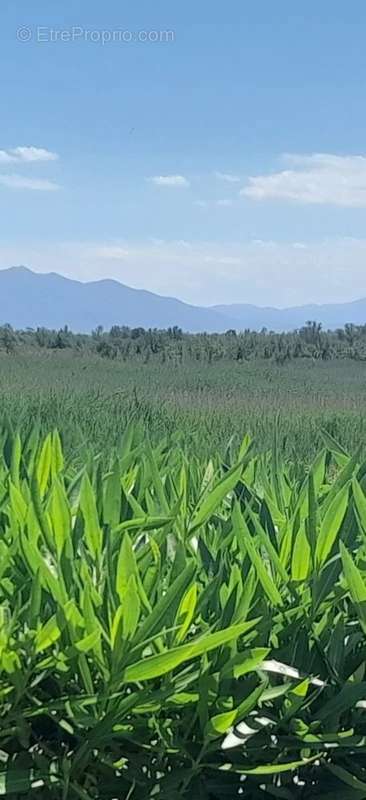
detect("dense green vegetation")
[1,422,366,798]
[3,320,366,363]
[2,323,366,797]
[0,349,366,465]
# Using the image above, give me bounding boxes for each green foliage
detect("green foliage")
[1,425,366,797]
[1,351,366,466]
[4,319,366,362]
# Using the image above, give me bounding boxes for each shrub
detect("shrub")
[0,424,366,798]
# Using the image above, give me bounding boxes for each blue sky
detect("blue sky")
[1,1,366,306]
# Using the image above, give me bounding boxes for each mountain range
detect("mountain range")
[1,266,366,333]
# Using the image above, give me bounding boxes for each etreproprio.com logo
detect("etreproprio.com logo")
[17,26,176,45]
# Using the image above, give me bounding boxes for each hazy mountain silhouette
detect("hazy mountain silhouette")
[0,266,233,332]
[212,300,366,331]
[1,266,366,333]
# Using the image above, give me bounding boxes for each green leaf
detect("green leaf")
[124,619,258,682]
[116,532,138,602]
[51,429,64,476]
[103,460,121,527]
[327,764,366,792]
[222,647,271,679]
[222,755,319,775]
[9,482,27,526]
[29,568,42,629]
[35,615,61,652]
[233,503,283,606]
[353,477,366,534]
[79,473,102,560]
[132,562,195,648]
[49,478,71,557]
[175,583,197,643]
[291,524,311,581]
[320,428,350,465]
[122,575,141,640]
[36,433,52,497]
[209,709,237,734]
[74,629,101,654]
[189,461,243,533]
[10,432,21,488]
[341,542,366,633]
[316,482,349,567]
[0,770,38,795]
[317,682,366,722]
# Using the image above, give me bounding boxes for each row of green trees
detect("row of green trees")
[1,321,366,362]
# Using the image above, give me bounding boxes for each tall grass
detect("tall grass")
[0,352,366,463]
[1,420,366,797]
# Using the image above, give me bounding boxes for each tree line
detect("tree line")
[1,320,366,362]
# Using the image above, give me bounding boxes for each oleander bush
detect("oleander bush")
[1,422,366,798]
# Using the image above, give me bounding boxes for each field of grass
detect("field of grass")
[1,351,366,463]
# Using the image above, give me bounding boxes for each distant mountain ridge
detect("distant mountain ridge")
[212,299,366,331]
[1,266,366,333]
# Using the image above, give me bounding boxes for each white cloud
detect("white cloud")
[2,237,366,307]
[0,146,59,191]
[0,174,60,191]
[0,146,58,164]
[148,175,190,187]
[195,199,233,208]
[203,255,241,265]
[174,239,191,248]
[214,171,240,183]
[93,246,130,260]
[241,153,366,207]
